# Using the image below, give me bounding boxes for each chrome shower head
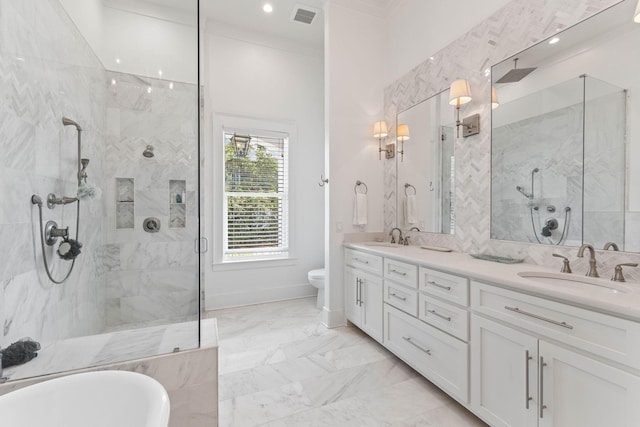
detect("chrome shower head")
[62,117,82,131]
[143,145,154,158]
[532,167,539,173]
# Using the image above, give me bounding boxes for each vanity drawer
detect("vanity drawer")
[384,281,418,316]
[471,281,640,370]
[418,294,469,342]
[384,304,468,403]
[384,258,418,289]
[419,267,469,307]
[344,248,382,275]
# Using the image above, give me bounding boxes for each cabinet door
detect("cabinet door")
[471,315,538,427]
[539,341,640,427]
[344,266,361,328]
[360,272,383,343]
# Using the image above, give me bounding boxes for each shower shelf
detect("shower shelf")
[169,180,186,228]
[116,178,135,229]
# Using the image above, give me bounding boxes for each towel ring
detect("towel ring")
[354,180,368,195]
[404,183,416,196]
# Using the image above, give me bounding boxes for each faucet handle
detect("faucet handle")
[552,253,572,273]
[612,263,638,282]
[403,236,410,246]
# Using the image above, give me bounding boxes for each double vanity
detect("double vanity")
[344,242,640,427]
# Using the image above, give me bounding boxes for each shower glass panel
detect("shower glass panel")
[583,77,626,248]
[491,77,585,246]
[0,0,200,382]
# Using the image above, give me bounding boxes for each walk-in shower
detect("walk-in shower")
[0,0,200,385]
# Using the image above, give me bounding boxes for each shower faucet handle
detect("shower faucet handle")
[552,253,572,273]
[612,263,638,282]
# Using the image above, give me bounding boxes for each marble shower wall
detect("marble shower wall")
[0,0,107,345]
[384,0,640,283]
[103,71,199,331]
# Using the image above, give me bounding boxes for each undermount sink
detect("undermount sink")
[518,271,631,294]
[0,371,170,427]
[364,242,402,248]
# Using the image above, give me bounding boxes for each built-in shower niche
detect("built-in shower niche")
[116,178,135,229]
[169,179,186,228]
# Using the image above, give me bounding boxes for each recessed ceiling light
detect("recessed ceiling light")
[549,37,560,45]
[111,79,116,85]
[169,82,174,90]
[158,69,163,77]
[147,86,152,94]
[115,58,121,64]
[263,3,273,13]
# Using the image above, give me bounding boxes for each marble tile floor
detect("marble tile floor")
[205,297,487,427]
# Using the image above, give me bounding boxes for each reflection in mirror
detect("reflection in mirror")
[397,89,455,234]
[491,0,636,251]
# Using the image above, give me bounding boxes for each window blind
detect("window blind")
[223,131,289,259]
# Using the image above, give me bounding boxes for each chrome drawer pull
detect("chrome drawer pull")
[504,306,573,329]
[353,257,369,265]
[539,356,547,418]
[427,280,451,291]
[427,309,451,322]
[390,292,407,301]
[402,336,432,355]
[525,350,533,409]
[390,268,407,276]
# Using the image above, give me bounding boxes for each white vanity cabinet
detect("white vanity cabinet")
[344,249,384,343]
[471,281,640,427]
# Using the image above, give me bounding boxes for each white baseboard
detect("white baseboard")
[205,283,317,310]
[322,306,346,329]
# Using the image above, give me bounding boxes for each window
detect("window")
[222,129,289,261]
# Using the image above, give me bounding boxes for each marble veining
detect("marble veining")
[208,297,486,427]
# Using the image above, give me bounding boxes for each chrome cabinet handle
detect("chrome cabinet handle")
[427,280,451,291]
[504,306,573,329]
[427,309,451,322]
[389,292,407,301]
[390,268,407,276]
[525,350,533,409]
[539,356,547,418]
[353,257,369,265]
[402,336,432,355]
[359,279,365,306]
[356,278,361,305]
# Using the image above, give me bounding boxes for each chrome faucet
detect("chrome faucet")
[389,227,404,244]
[603,242,619,251]
[577,244,599,277]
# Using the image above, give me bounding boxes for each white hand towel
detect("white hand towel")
[405,194,418,225]
[353,193,368,225]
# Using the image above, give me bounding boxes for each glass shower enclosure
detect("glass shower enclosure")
[0,0,200,381]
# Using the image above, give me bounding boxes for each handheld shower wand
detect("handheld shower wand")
[62,117,84,186]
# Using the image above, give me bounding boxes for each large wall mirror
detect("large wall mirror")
[397,89,455,234]
[491,0,639,252]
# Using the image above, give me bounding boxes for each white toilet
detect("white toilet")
[308,268,325,309]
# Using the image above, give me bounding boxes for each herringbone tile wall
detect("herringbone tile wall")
[384,0,640,282]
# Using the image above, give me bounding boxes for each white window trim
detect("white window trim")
[210,113,297,269]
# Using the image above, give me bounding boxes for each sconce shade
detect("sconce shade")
[449,79,472,106]
[635,0,640,23]
[373,121,388,138]
[491,86,499,109]
[397,124,410,142]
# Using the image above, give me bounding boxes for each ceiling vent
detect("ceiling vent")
[290,4,320,25]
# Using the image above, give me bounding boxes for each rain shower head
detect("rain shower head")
[143,145,154,158]
[62,117,82,131]
[495,58,537,84]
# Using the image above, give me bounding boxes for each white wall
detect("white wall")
[58,0,198,84]
[203,22,325,309]
[383,0,512,85]
[323,1,386,327]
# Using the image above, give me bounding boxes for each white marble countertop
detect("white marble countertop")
[345,243,640,322]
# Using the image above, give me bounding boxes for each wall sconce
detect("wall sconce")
[448,79,479,138]
[491,86,500,110]
[373,120,393,160]
[396,124,410,162]
[634,0,640,23]
[232,133,251,158]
